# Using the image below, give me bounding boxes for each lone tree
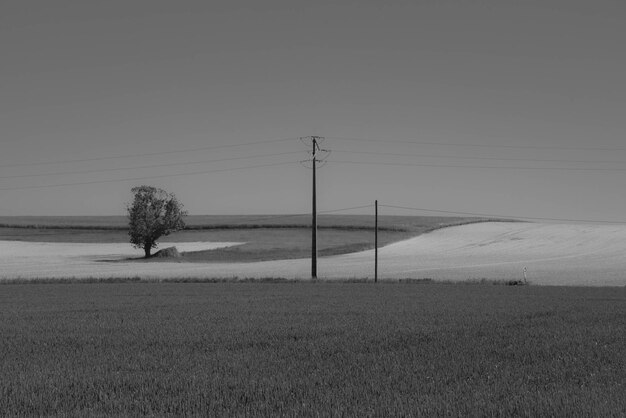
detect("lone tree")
[127,186,187,258]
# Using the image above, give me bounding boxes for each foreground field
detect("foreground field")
[0,283,624,416]
[2,222,626,285]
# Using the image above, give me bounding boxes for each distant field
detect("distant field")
[1,282,623,416]
[0,214,487,231]
[0,215,488,261]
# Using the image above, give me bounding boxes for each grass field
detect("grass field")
[1,282,624,416]
[0,214,488,261]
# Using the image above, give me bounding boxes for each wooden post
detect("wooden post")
[375,199,378,283]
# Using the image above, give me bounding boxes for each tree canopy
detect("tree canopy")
[127,186,187,258]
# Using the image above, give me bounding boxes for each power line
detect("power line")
[332,149,626,165]
[330,160,626,172]
[319,204,373,214]
[329,136,626,152]
[0,151,303,181]
[8,150,623,183]
[0,161,297,191]
[379,204,626,224]
[217,205,374,224]
[0,137,297,169]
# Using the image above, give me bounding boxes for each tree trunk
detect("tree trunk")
[144,245,152,258]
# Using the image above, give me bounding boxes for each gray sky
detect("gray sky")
[1,0,625,221]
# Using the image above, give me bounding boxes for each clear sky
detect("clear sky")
[1,0,625,221]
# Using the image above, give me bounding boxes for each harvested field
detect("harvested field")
[1,222,626,285]
[367,222,626,286]
[0,241,242,279]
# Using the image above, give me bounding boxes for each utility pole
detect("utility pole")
[300,136,329,279]
[312,137,318,279]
